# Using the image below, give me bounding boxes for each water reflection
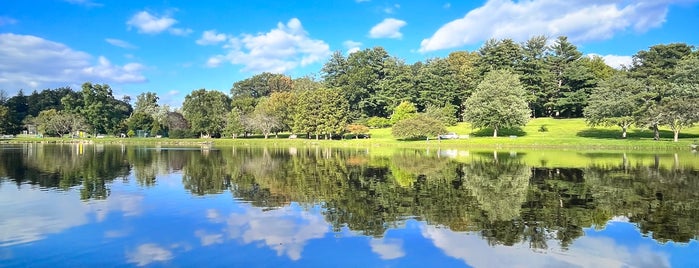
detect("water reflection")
[0,144,698,266]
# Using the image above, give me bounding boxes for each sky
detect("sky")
[1,0,698,107]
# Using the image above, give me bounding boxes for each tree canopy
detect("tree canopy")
[463,70,530,137]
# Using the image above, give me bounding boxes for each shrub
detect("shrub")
[366,117,391,128]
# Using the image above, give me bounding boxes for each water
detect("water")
[1,144,698,267]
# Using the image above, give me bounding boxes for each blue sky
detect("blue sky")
[1,0,698,107]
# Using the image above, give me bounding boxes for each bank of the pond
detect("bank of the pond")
[2,118,698,150]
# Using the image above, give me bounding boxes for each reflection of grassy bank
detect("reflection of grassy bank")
[2,118,699,150]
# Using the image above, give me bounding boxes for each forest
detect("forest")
[1,36,697,141]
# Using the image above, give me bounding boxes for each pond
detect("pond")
[1,144,698,267]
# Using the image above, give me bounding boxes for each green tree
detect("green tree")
[231,72,292,99]
[424,104,458,126]
[477,38,523,74]
[64,83,131,135]
[249,99,282,139]
[390,101,417,125]
[223,109,245,138]
[416,58,460,111]
[126,112,154,134]
[463,70,530,137]
[584,73,646,138]
[182,89,231,138]
[35,109,87,137]
[518,35,556,117]
[630,43,694,140]
[391,114,446,140]
[133,92,159,114]
[3,90,28,134]
[0,105,11,134]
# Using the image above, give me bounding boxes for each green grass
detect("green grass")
[2,118,699,150]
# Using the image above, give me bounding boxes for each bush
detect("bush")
[366,117,391,128]
[391,114,446,140]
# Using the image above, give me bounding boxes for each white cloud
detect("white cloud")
[343,40,362,54]
[205,18,331,73]
[64,0,102,7]
[106,38,137,49]
[369,238,405,260]
[127,11,191,36]
[196,30,228,46]
[0,16,18,26]
[0,183,143,247]
[126,243,173,266]
[590,54,633,69]
[384,4,400,14]
[369,18,406,39]
[195,230,224,246]
[421,223,670,268]
[443,3,451,9]
[0,33,146,92]
[419,0,690,52]
[222,203,330,260]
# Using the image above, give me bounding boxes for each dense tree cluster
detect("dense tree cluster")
[1,36,697,140]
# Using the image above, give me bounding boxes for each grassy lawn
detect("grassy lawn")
[2,118,698,150]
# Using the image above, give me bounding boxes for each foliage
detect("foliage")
[346,124,370,139]
[230,72,292,98]
[390,101,417,125]
[463,70,530,137]
[366,116,391,128]
[62,83,131,135]
[182,89,231,137]
[424,104,458,126]
[35,109,87,137]
[584,73,647,138]
[391,114,446,140]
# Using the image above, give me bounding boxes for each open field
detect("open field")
[2,118,699,150]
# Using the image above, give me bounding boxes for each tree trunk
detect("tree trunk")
[673,130,679,142]
[621,127,627,139]
[493,127,498,138]
[653,124,660,141]
[264,132,269,139]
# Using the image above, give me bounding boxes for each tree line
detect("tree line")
[0,36,697,140]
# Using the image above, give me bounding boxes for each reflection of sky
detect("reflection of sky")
[0,182,143,247]
[2,177,698,267]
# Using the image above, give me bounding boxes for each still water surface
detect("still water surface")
[1,144,698,267]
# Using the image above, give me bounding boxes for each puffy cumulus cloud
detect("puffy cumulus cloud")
[419,0,691,52]
[126,243,173,266]
[127,11,191,36]
[369,18,407,39]
[343,40,363,54]
[420,223,670,268]
[369,238,405,260]
[205,18,331,73]
[105,38,137,49]
[0,33,146,92]
[0,183,144,247]
[222,204,330,260]
[196,30,228,46]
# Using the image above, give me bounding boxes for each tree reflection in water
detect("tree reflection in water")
[1,144,697,248]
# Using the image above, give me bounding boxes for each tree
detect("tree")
[463,70,530,137]
[477,38,523,75]
[249,100,282,139]
[630,43,694,140]
[655,98,699,142]
[584,73,646,138]
[182,89,231,138]
[231,72,292,99]
[133,92,159,114]
[424,104,458,126]
[346,124,369,139]
[223,109,245,138]
[518,35,556,117]
[390,101,417,125]
[35,109,87,137]
[3,90,28,134]
[0,105,9,134]
[127,112,154,134]
[64,83,131,135]
[256,92,296,133]
[391,114,446,140]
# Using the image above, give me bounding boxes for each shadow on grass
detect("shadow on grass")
[577,128,699,140]
[470,127,527,137]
